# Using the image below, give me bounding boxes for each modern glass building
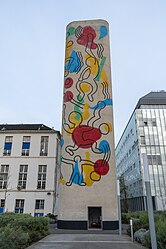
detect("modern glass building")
[116,91,166,211]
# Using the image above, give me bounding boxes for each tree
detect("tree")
[3,172,22,212]
[119,174,128,213]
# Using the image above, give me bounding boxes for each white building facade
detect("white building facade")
[0,124,60,216]
[116,92,166,211]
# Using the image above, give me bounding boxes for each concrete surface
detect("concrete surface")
[27,233,146,249]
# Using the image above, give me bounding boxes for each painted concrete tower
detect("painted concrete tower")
[58,19,118,230]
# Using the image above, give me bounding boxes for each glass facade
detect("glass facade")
[137,106,166,210]
[116,102,166,211]
[116,113,144,211]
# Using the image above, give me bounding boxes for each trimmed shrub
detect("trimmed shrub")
[0,224,29,249]
[122,212,133,224]
[139,212,148,225]
[26,216,49,242]
[0,212,49,248]
[123,211,166,249]
[46,213,57,224]
[134,228,148,246]
[0,212,20,228]
[145,219,166,249]
[122,211,148,224]
[127,218,149,236]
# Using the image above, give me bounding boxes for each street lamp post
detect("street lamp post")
[117,179,122,235]
[142,153,157,249]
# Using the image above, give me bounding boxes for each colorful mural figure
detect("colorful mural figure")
[61,20,113,187]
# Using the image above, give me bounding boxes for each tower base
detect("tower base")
[57,220,119,230]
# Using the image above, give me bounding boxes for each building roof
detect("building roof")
[0,124,59,133]
[135,91,166,109]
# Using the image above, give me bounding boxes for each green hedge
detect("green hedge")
[0,212,49,249]
[145,218,166,249]
[122,211,166,224]
[122,211,166,249]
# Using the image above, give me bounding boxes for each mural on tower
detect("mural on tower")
[60,20,114,187]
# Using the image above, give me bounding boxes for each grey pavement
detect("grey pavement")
[27,233,146,249]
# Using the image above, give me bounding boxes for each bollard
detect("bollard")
[130,219,134,242]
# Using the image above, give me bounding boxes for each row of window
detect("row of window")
[141,105,166,109]
[3,136,49,156]
[121,163,136,176]
[129,179,142,189]
[0,165,47,189]
[138,118,157,127]
[0,199,45,215]
[147,155,162,165]
[117,143,139,171]
[116,128,134,156]
[118,153,162,177]
[116,138,138,162]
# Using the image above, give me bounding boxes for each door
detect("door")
[88,207,102,229]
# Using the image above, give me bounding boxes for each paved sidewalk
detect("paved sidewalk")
[27,233,146,249]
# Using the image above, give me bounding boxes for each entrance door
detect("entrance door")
[88,207,102,229]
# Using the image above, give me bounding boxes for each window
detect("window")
[15,199,24,213]
[0,165,9,189]
[152,121,157,126]
[0,199,5,208]
[35,199,44,209]
[147,155,162,165]
[22,136,31,156]
[157,155,162,165]
[40,136,49,156]
[18,165,28,189]
[140,136,145,144]
[37,165,47,189]
[147,155,152,165]
[152,118,157,126]
[139,180,142,186]
[3,136,13,156]
[132,140,138,150]
[0,199,5,213]
[34,199,44,216]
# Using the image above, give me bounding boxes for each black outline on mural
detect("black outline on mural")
[61,24,112,187]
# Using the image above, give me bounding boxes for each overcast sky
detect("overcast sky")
[0,0,166,144]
